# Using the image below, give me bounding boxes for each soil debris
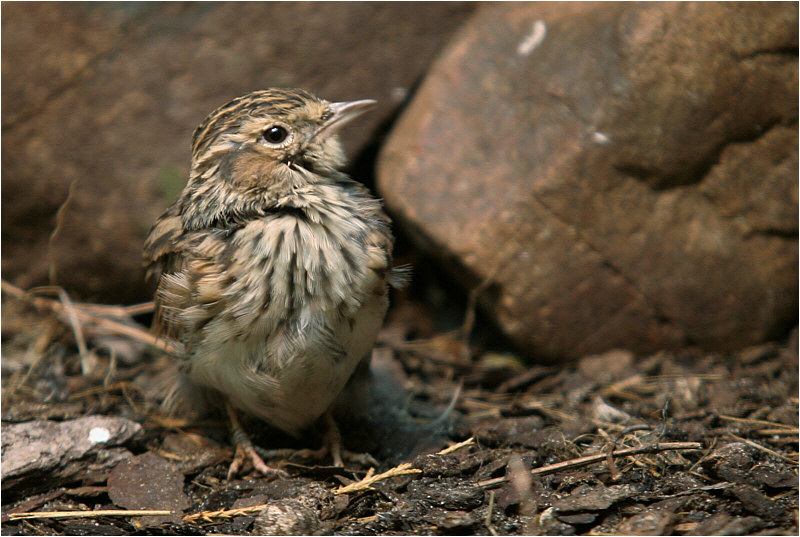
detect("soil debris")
[1,285,797,535]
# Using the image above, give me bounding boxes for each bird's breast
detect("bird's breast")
[218,196,389,331]
[186,203,390,433]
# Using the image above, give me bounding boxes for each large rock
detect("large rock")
[378,2,798,360]
[1,2,475,302]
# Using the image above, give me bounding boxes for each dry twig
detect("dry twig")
[477,441,703,488]
[1,280,175,354]
[526,443,703,477]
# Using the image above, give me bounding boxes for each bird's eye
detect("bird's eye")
[262,125,289,145]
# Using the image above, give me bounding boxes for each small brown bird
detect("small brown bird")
[143,88,400,477]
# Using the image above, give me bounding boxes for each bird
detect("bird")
[143,88,403,478]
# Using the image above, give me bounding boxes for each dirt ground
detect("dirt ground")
[1,283,798,535]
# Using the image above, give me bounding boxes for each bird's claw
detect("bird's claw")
[228,444,289,480]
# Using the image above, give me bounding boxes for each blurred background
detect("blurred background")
[2,2,797,362]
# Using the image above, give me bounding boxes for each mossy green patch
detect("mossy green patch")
[157,164,187,204]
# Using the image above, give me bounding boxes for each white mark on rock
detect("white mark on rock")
[517,20,547,56]
[89,426,111,444]
[591,131,612,145]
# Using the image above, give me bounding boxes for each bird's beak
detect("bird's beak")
[314,99,377,140]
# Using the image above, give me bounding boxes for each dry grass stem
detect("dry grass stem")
[65,301,154,319]
[57,289,90,373]
[335,463,421,495]
[183,504,267,524]
[485,490,499,536]
[66,381,188,428]
[9,510,173,521]
[757,428,799,436]
[458,266,500,340]
[727,433,799,465]
[67,381,147,402]
[47,178,78,286]
[688,436,718,474]
[602,374,723,402]
[389,267,500,366]
[4,327,55,402]
[719,415,798,429]
[438,436,475,455]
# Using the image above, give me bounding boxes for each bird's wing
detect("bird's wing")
[143,204,186,282]
[144,205,186,342]
[143,205,230,346]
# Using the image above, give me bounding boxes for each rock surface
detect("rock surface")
[378,2,798,360]
[1,2,475,302]
[252,500,321,536]
[1,415,142,499]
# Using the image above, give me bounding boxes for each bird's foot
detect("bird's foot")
[228,443,289,481]
[225,401,289,480]
[254,411,378,468]
[319,409,378,467]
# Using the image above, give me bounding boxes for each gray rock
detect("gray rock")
[252,499,321,536]
[2,415,142,498]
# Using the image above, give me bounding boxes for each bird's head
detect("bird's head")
[179,89,376,228]
[192,88,375,185]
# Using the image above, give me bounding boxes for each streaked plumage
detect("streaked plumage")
[143,89,397,470]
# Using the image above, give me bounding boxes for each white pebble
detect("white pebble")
[89,427,111,444]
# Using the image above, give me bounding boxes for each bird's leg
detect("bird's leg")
[322,409,344,467]
[253,410,378,468]
[225,400,288,480]
[304,409,378,467]
[314,410,379,467]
